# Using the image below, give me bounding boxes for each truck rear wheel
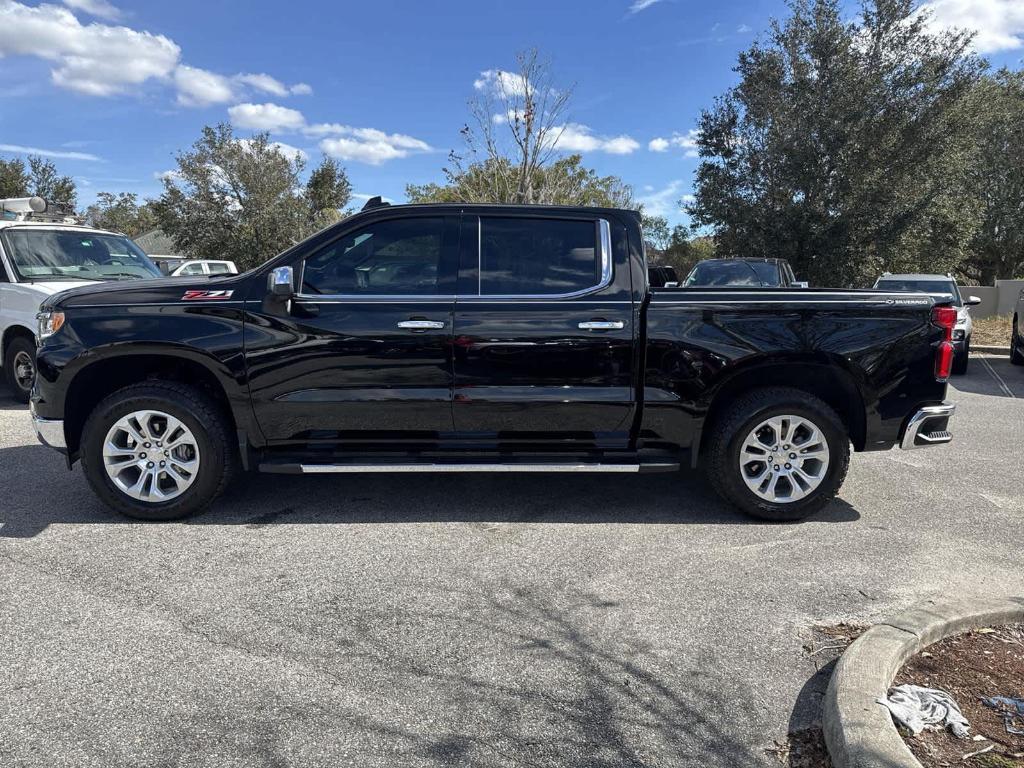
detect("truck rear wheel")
[80,382,235,520]
[705,387,850,521]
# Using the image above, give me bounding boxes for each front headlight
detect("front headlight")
[37,311,66,341]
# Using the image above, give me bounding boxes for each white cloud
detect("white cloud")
[61,0,120,20]
[737,23,753,33]
[637,180,691,217]
[647,129,700,158]
[175,67,308,107]
[228,102,307,131]
[0,1,309,104]
[628,0,663,14]
[218,106,432,165]
[290,82,313,96]
[921,0,1024,53]
[235,72,289,98]
[0,1,180,96]
[319,127,432,165]
[551,123,640,155]
[473,68,528,97]
[154,169,180,182]
[0,142,101,161]
[174,65,234,106]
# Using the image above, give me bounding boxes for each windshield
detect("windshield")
[1,229,163,281]
[875,279,961,307]
[685,260,781,287]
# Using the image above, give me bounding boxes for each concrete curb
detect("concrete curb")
[972,345,1010,355]
[823,596,1024,768]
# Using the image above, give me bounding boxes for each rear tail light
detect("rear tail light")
[931,306,957,381]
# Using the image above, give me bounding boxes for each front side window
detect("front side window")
[178,263,206,276]
[1,230,162,281]
[302,217,445,295]
[480,217,600,296]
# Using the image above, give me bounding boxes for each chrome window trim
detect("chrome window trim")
[467,216,613,302]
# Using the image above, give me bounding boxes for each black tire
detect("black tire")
[705,387,851,522]
[951,336,969,375]
[4,335,36,404]
[80,382,235,520]
[1012,319,1024,366]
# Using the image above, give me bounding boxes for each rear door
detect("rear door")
[451,213,636,448]
[244,214,460,444]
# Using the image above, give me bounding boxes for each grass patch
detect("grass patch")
[973,314,1014,347]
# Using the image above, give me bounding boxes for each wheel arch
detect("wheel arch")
[697,355,868,461]
[2,323,35,365]
[62,349,241,458]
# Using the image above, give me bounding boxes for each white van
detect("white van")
[1,197,164,402]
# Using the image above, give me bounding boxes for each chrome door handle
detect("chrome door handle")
[397,320,446,330]
[578,320,624,331]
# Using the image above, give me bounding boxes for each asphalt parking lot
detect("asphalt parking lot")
[1,356,1022,768]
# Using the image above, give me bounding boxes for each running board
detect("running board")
[259,460,679,475]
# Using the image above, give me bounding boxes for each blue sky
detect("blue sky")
[1,0,1022,227]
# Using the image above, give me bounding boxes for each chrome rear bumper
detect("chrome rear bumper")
[30,402,66,450]
[900,402,955,450]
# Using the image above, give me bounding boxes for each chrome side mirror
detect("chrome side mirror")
[268,266,294,299]
[965,295,981,306]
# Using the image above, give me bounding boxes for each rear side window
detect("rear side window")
[303,217,444,295]
[479,217,601,296]
[207,262,232,274]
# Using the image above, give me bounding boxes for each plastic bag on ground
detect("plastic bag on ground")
[876,684,971,738]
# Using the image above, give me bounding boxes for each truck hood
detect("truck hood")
[18,279,105,296]
[39,274,244,311]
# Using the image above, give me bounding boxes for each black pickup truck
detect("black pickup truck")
[30,202,958,522]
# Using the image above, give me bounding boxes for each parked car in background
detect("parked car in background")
[149,255,187,275]
[684,257,806,288]
[171,260,239,277]
[0,196,163,402]
[1012,288,1024,366]
[648,265,679,287]
[873,274,980,375]
[32,201,957,523]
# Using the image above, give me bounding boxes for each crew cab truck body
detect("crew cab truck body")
[31,203,957,521]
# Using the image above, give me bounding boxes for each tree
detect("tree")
[688,0,982,287]
[153,124,351,270]
[305,155,352,230]
[27,156,77,208]
[85,192,157,237]
[0,157,29,198]
[960,69,1024,283]
[0,155,76,208]
[407,48,635,209]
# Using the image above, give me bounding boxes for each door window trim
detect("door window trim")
[464,216,613,301]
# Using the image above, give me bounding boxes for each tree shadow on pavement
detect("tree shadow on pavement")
[0,442,860,537]
[31,586,767,767]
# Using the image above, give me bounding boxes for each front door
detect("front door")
[451,214,636,448]
[244,214,460,445]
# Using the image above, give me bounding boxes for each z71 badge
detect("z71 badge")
[182,289,234,301]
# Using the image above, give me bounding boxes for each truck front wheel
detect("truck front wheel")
[705,387,851,522]
[4,336,36,404]
[80,382,235,520]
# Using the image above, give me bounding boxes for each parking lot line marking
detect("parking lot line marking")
[979,357,1016,398]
